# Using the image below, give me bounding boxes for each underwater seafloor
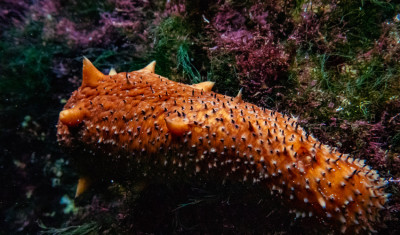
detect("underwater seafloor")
[1,0,400,234]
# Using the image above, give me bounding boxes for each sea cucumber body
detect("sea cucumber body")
[57,60,387,233]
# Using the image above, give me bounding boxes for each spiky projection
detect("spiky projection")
[57,58,388,233]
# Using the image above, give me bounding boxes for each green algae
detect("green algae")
[0,21,70,123]
[153,16,202,82]
[39,221,98,235]
[60,0,115,24]
[391,131,400,152]
[207,51,240,96]
[287,48,400,122]
[177,43,202,83]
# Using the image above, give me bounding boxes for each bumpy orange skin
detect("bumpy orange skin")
[57,61,387,233]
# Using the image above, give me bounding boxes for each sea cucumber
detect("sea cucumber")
[57,58,388,233]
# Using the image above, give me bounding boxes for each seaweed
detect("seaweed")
[153,15,204,82]
[153,16,189,78]
[177,43,202,83]
[39,221,99,235]
[207,50,240,96]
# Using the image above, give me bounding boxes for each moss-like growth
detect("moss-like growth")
[153,16,203,82]
[0,21,71,130]
[328,0,396,51]
[60,0,115,24]
[303,53,400,121]
[0,22,63,100]
[207,50,240,96]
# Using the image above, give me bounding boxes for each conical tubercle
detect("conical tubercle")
[234,88,243,103]
[137,61,156,73]
[165,117,190,136]
[59,103,87,127]
[75,176,91,198]
[108,67,117,75]
[82,57,104,87]
[191,81,215,92]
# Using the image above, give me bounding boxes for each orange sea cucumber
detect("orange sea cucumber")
[57,58,388,233]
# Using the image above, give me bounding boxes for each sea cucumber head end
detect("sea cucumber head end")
[59,105,86,127]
